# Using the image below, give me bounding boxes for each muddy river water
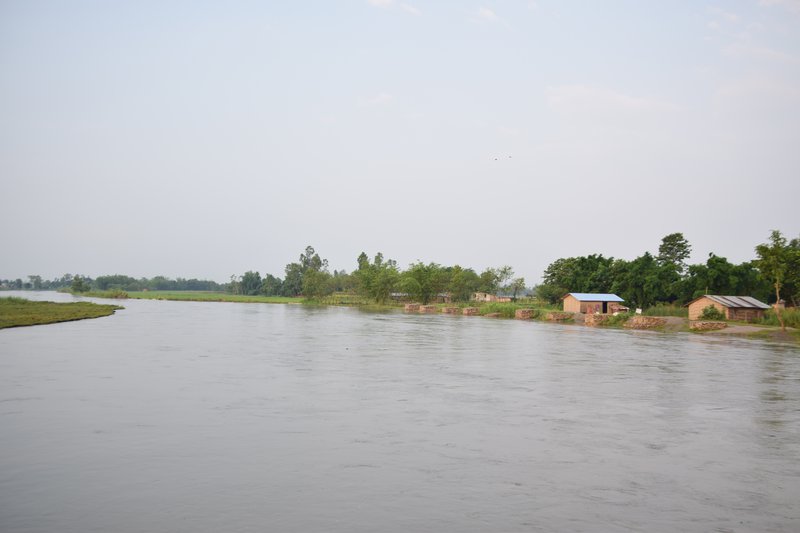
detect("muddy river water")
[1,292,798,532]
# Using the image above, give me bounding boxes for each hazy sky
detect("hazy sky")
[1,1,798,284]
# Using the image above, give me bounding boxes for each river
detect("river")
[1,291,798,532]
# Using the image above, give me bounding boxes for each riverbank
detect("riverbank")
[62,289,303,304]
[125,291,302,304]
[0,297,122,329]
[43,289,799,343]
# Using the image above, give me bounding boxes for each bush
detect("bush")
[605,312,634,327]
[699,305,725,321]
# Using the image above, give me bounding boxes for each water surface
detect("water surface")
[1,292,798,532]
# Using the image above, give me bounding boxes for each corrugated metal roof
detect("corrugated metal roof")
[705,295,771,309]
[565,293,624,302]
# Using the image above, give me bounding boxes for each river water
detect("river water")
[0,291,798,532]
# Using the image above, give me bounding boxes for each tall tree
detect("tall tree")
[784,236,800,307]
[281,245,329,297]
[509,277,527,300]
[755,230,790,331]
[657,233,692,274]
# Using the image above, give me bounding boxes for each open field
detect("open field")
[0,297,122,329]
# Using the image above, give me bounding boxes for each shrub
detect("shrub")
[479,303,518,318]
[605,312,634,327]
[759,308,800,329]
[699,305,725,321]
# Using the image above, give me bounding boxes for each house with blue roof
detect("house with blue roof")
[562,293,627,314]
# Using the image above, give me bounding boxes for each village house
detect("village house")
[562,293,627,314]
[472,292,512,303]
[686,295,770,322]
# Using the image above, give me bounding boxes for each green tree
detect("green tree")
[240,271,263,295]
[509,277,527,300]
[478,268,501,293]
[447,265,481,302]
[281,245,329,297]
[400,262,446,304]
[228,274,242,294]
[496,266,514,291]
[95,274,140,291]
[535,283,567,304]
[28,275,43,290]
[261,274,283,296]
[611,253,665,309]
[657,232,692,274]
[354,252,400,304]
[71,275,90,293]
[784,236,800,307]
[302,269,333,299]
[282,263,304,296]
[755,230,790,331]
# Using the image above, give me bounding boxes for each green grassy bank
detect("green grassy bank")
[0,297,122,329]
[125,291,303,304]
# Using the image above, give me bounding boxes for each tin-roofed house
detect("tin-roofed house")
[562,293,626,314]
[686,295,770,322]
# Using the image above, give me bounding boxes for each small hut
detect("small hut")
[562,293,626,314]
[686,295,770,322]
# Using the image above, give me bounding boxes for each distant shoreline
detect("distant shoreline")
[3,290,795,343]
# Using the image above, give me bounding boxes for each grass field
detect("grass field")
[0,297,122,329]
[643,304,689,317]
[125,291,303,304]
[759,308,800,329]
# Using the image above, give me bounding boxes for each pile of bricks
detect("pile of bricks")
[515,309,534,320]
[462,307,480,316]
[546,312,573,321]
[419,305,437,313]
[441,307,460,314]
[690,321,727,331]
[404,304,420,312]
[584,314,611,326]
[623,316,667,329]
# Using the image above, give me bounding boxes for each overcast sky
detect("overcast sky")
[1,0,798,284]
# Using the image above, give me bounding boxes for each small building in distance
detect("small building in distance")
[473,292,512,303]
[562,293,626,314]
[686,295,770,321]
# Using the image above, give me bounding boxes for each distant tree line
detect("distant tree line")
[535,231,800,310]
[0,274,223,293]
[6,231,796,313]
[228,246,528,304]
